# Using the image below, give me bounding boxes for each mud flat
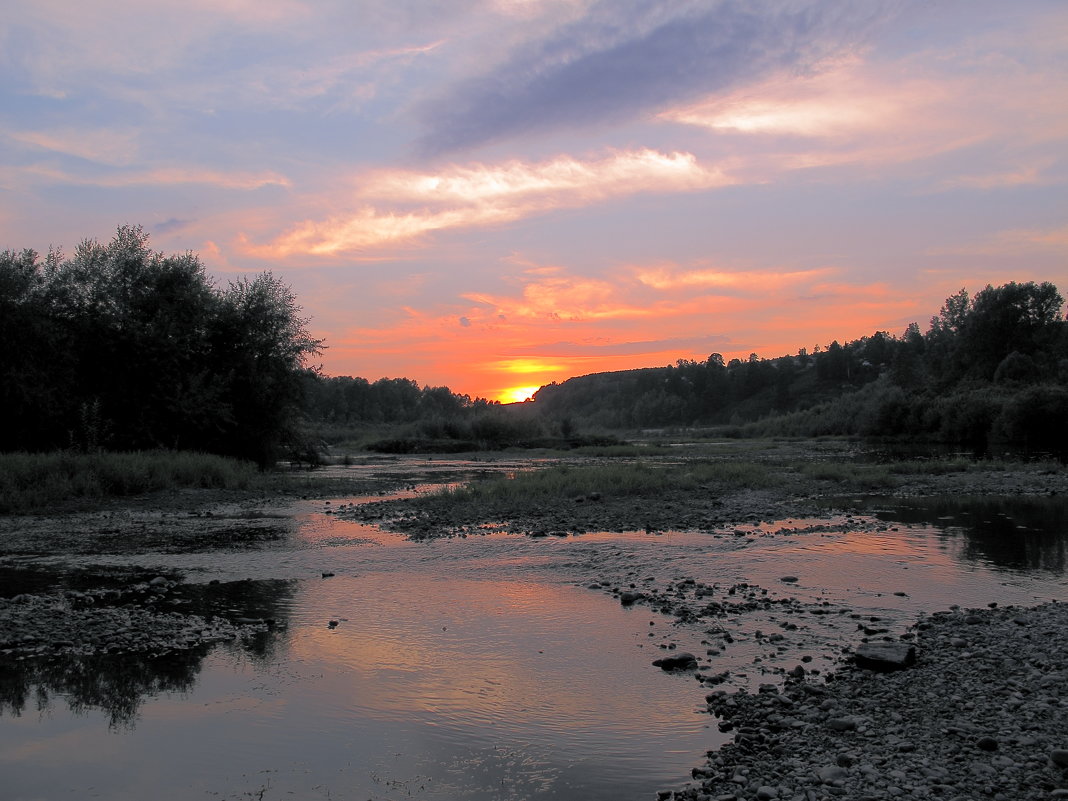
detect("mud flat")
[688,603,1068,801]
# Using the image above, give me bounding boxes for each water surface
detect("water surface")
[2,479,1067,801]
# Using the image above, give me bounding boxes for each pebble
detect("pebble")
[691,603,1068,801]
[0,590,263,659]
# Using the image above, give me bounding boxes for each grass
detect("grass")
[0,450,261,513]
[797,461,897,489]
[438,459,774,506]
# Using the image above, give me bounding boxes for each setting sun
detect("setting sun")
[500,385,542,404]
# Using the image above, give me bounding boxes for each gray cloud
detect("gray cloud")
[153,217,195,235]
[416,0,895,155]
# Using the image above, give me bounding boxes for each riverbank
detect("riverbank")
[688,602,1068,801]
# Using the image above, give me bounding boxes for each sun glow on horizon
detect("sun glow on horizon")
[500,385,542,404]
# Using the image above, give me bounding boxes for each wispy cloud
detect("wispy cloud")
[635,265,832,291]
[244,148,731,257]
[5,164,291,191]
[930,222,1068,256]
[7,128,141,166]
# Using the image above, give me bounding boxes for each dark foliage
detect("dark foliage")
[529,282,1066,452]
[0,226,321,466]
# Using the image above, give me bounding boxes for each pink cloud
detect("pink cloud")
[243,149,733,258]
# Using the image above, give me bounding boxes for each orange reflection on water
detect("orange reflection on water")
[287,573,703,733]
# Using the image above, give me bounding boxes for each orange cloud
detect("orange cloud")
[316,256,937,400]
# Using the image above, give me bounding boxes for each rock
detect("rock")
[854,642,916,672]
[818,765,849,784]
[620,591,643,605]
[653,652,698,671]
[1050,749,1068,767]
[827,717,858,732]
[780,576,799,583]
[976,737,998,751]
[756,786,778,799]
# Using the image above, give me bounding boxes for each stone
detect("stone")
[620,591,643,605]
[780,576,799,583]
[653,652,698,671]
[977,737,998,752]
[827,717,858,732]
[818,766,848,784]
[1050,749,1068,768]
[756,787,778,800]
[854,642,916,672]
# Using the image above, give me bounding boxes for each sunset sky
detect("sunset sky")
[2,1,1066,402]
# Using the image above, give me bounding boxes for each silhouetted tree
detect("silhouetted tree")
[0,226,322,464]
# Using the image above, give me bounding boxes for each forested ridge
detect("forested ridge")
[531,281,1068,453]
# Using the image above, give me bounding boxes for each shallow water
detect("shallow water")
[1,479,1067,801]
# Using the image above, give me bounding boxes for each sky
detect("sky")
[2,0,1066,403]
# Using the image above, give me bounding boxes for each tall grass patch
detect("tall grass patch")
[0,451,259,513]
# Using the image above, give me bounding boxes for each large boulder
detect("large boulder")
[854,642,916,672]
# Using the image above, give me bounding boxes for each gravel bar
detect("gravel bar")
[678,602,1068,801]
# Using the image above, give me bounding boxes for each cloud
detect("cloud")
[5,164,290,190]
[245,148,731,257]
[635,265,832,291]
[656,18,1068,182]
[415,0,892,153]
[319,257,926,400]
[153,217,196,235]
[937,163,1055,191]
[7,128,141,166]
[929,222,1068,256]
[660,55,931,138]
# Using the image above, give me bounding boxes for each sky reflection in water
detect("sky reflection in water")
[1,492,1067,800]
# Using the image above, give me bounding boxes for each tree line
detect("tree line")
[4,228,1063,462]
[531,282,1068,453]
[1,227,321,466]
